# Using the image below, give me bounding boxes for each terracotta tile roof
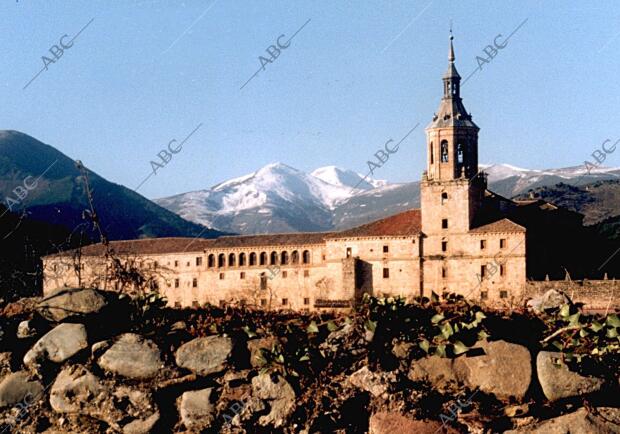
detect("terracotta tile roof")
[470,218,525,234]
[328,209,422,239]
[44,237,216,257]
[208,232,333,248]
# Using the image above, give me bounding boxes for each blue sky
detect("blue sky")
[2,1,619,199]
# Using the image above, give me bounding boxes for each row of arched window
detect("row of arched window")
[206,250,311,268]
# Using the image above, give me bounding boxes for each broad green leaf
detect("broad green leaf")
[365,320,377,333]
[431,314,445,324]
[419,339,430,353]
[579,328,589,338]
[568,312,581,326]
[551,340,563,351]
[435,344,446,357]
[307,321,319,334]
[559,304,571,318]
[431,292,439,303]
[590,321,604,332]
[475,311,487,321]
[441,322,454,339]
[606,314,620,328]
[453,341,469,355]
[477,330,489,340]
[299,355,310,362]
[327,321,338,332]
[606,327,618,338]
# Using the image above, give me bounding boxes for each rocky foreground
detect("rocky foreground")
[0,288,618,433]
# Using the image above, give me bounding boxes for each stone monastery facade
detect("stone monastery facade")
[43,36,534,310]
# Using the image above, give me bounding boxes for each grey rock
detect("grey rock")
[505,406,620,433]
[347,366,390,397]
[17,320,37,339]
[24,323,88,368]
[98,334,162,379]
[453,340,532,400]
[527,289,571,313]
[178,388,215,431]
[392,341,414,359]
[175,335,232,376]
[408,355,457,389]
[251,373,295,427]
[0,371,44,409]
[38,288,107,322]
[91,340,110,357]
[537,351,604,401]
[49,365,105,415]
[247,336,277,368]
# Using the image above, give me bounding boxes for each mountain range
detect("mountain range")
[0,131,222,241]
[155,162,620,234]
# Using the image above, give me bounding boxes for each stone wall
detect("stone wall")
[524,279,619,311]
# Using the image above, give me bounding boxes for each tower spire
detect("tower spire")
[449,26,455,62]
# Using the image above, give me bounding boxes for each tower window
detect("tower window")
[442,267,447,278]
[346,247,352,258]
[440,141,449,162]
[500,265,505,276]
[442,219,448,229]
[383,268,390,278]
[480,265,486,278]
[500,239,507,249]
[430,143,434,164]
[174,279,179,288]
[441,241,447,252]
[500,290,508,299]
[457,143,464,164]
[383,245,389,253]
[192,278,197,288]
[282,298,288,306]
[240,272,246,279]
[480,240,486,250]
[441,192,448,204]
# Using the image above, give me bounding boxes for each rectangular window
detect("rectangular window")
[192,300,199,308]
[304,297,310,305]
[260,299,267,307]
[174,301,181,308]
[154,261,158,268]
[174,278,180,288]
[304,270,310,277]
[441,241,447,252]
[196,257,202,266]
[480,291,488,300]
[219,300,225,308]
[500,239,506,249]
[240,299,246,306]
[240,272,246,279]
[260,275,267,290]
[480,240,486,250]
[441,267,447,278]
[383,245,389,253]
[500,264,505,276]
[186,261,190,267]
[174,260,179,267]
[282,271,287,278]
[500,290,508,299]
[219,273,225,280]
[192,278,198,288]
[480,265,486,278]
[442,218,448,229]
[282,298,288,306]
[346,247,352,258]
[383,268,390,278]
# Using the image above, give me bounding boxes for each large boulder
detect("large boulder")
[453,340,532,401]
[38,288,107,322]
[0,371,44,409]
[247,336,277,368]
[409,340,532,401]
[251,373,295,427]
[505,407,620,433]
[50,365,159,433]
[536,351,604,401]
[527,289,571,313]
[23,323,88,368]
[178,388,215,431]
[347,366,391,397]
[175,336,232,376]
[369,412,460,434]
[98,333,162,379]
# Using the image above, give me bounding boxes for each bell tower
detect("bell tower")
[421,32,486,239]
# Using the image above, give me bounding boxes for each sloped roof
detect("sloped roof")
[470,218,526,234]
[327,209,422,239]
[208,232,333,248]
[44,237,216,257]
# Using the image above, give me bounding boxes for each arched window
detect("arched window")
[440,140,449,163]
[239,252,246,266]
[302,250,311,264]
[430,142,434,164]
[218,253,225,268]
[259,252,267,266]
[441,192,448,205]
[457,142,464,164]
[249,252,257,266]
[207,254,215,268]
[281,251,289,265]
[270,251,278,265]
[228,253,236,267]
[291,250,299,264]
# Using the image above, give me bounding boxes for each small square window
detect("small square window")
[383,245,389,253]
[282,271,287,278]
[500,239,507,249]
[480,291,488,300]
[441,241,447,252]
[219,273,225,280]
[282,298,288,306]
[304,270,310,277]
[480,240,486,250]
[174,301,181,308]
[174,279,180,288]
[192,278,198,288]
[240,272,246,279]
[500,290,508,299]
[192,300,199,308]
[383,268,390,278]
[304,297,310,305]
[240,299,246,306]
[442,219,448,229]
[260,299,267,307]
